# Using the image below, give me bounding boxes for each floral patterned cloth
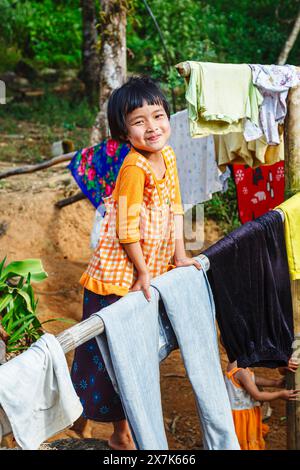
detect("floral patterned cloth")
[244,64,300,144]
[68,139,131,209]
[232,161,285,224]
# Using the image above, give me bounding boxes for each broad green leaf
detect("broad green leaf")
[24,282,36,311]
[0,293,13,313]
[0,257,7,277]
[17,276,24,289]
[16,287,35,313]
[1,259,48,283]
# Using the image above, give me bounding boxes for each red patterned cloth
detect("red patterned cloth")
[232,162,285,224]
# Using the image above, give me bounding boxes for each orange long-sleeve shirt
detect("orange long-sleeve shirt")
[80,146,184,296]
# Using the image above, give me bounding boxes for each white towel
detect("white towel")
[0,333,83,449]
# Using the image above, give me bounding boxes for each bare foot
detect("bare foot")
[108,433,136,450]
[70,416,93,439]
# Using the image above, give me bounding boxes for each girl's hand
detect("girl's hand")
[286,359,299,373]
[174,257,202,270]
[280,389,300,401]
[130,271,151,302]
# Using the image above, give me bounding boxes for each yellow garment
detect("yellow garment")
[214,130,284,170]
[185,61,263,138]
[276,192,300,280]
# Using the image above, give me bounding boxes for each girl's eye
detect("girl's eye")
[134,120,144,125]
[155,114,164,119]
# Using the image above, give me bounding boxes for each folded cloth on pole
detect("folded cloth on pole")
[0,333,83,450]
[214,127,284,170]
[185,61,263,138]
[203,211,294,368]
[244,64,300,145]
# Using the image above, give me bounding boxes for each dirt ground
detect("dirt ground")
[0,161,287,450]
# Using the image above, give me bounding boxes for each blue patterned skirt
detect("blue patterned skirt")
[70,289,125,422]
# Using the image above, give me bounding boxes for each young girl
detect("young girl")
[70,76,201,450]
[225,358,300,450]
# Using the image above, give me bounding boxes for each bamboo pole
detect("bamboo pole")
[284,80,300,450]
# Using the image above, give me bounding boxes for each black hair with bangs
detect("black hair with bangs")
[107,76,170,143]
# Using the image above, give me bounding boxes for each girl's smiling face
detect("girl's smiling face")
[125,101,171,155]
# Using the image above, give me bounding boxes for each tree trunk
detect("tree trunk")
[278,7,300,65]
[80,0,100,106]
[90,0,127,145]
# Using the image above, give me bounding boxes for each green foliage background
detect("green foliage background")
[0,0,81,67]
[1,0,299,72]
[1,0,299,108]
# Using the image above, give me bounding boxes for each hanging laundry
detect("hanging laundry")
[214,127,284,170]
[0,333,83,450]
[185,62,263,138]
[218,165,232,193]
[168,109,226,206]
[232,161,285,224]
[203,210,294,369]
[95,258,239,450]
[68,139,131,209]
[244,64,300,145]
[276,192,300,280]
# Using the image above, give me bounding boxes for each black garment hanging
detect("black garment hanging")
[203,210,294,368]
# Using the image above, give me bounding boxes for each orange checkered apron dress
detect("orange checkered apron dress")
[80,146,179,296]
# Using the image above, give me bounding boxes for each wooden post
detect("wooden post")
[285,80,300,450]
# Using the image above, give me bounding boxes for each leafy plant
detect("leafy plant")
[0,0,82,67]
[0,257,75,354]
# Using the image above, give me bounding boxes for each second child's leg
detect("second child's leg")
[109,420,136,450]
